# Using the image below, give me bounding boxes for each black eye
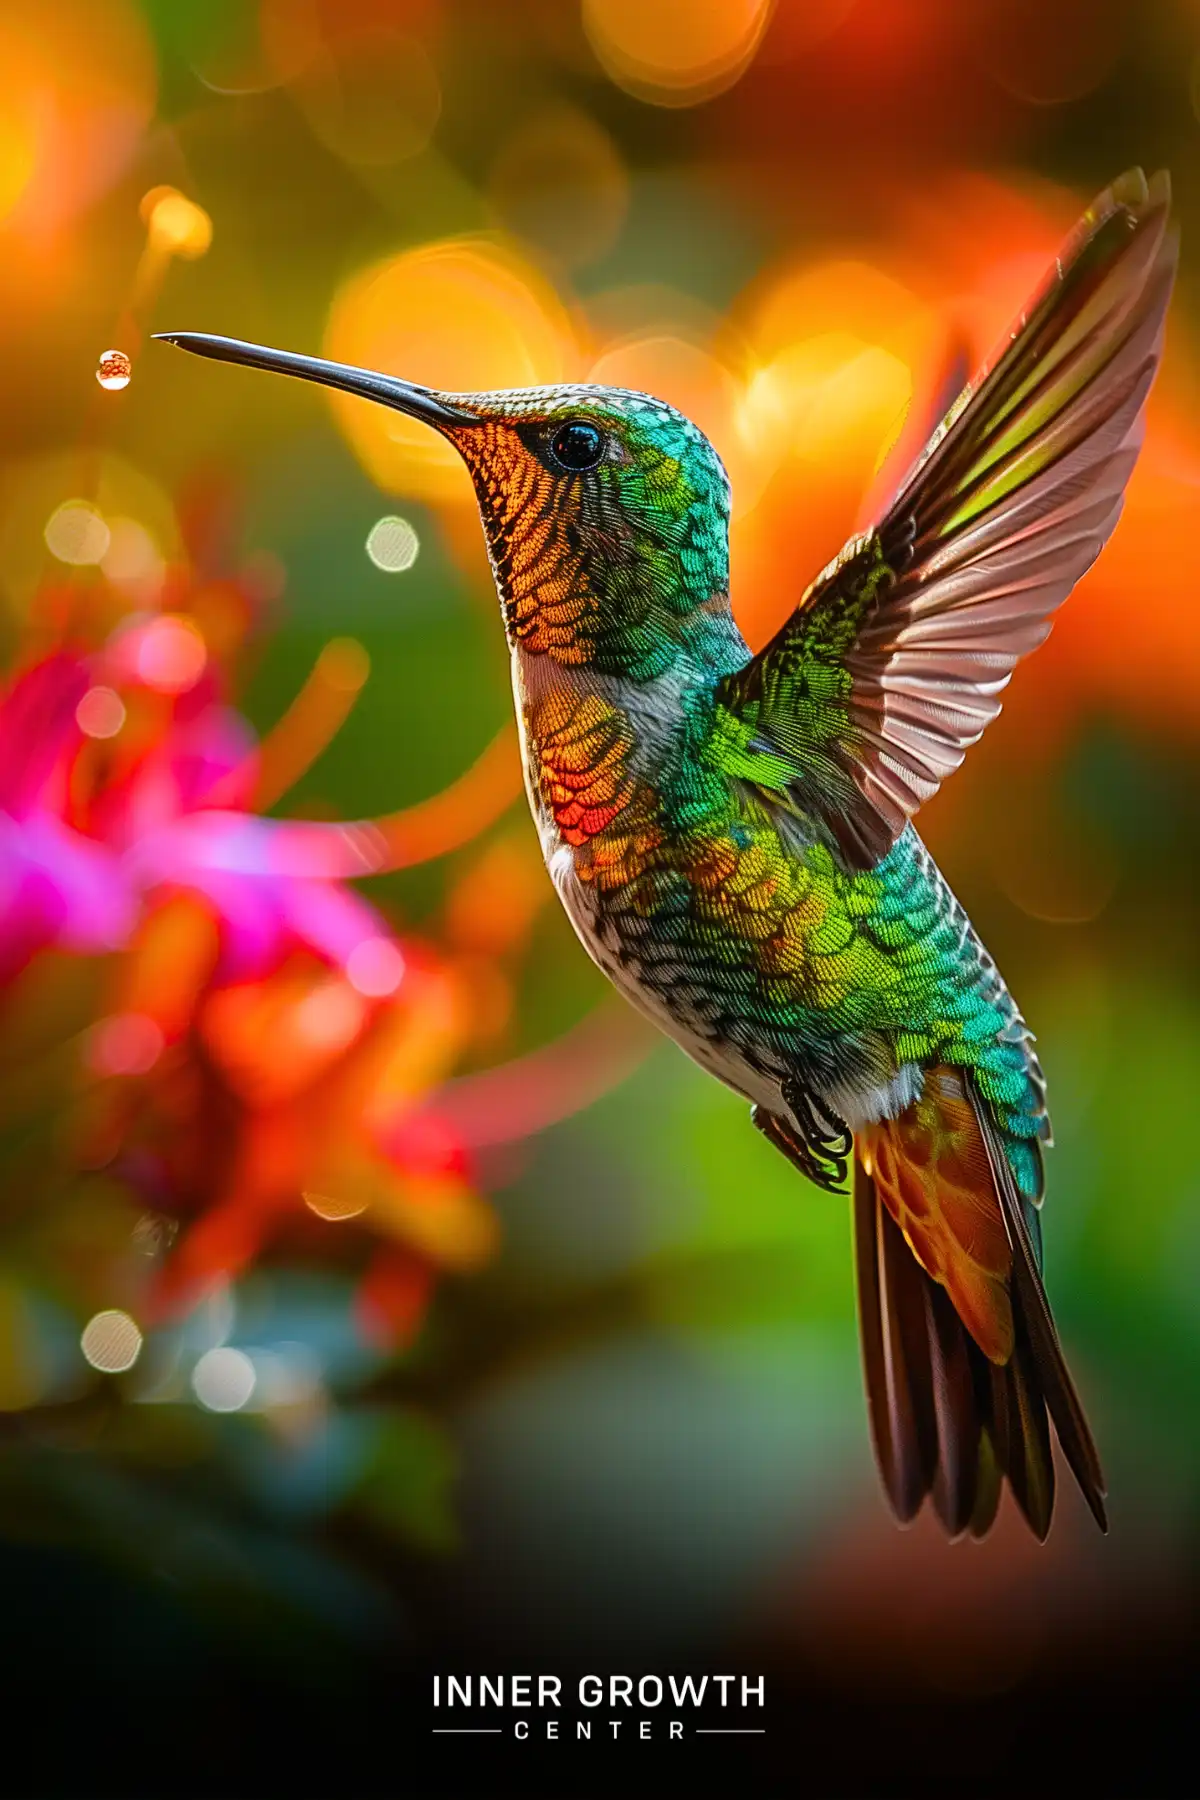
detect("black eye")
[549,419,604,472]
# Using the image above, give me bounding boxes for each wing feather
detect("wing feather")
[714,169,1176,868]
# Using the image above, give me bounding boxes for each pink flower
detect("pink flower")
[98,680,394,985]
[0,645,401,993]
[0,656,132,981]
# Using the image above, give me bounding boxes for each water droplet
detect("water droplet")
[96,348,132,391]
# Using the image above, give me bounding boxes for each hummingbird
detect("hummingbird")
[158,167,1174,1541]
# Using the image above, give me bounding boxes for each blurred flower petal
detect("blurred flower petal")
[0,810,132,977]
[418,1001,654,1148]
[280,880,393,973]
[0,653,87,816]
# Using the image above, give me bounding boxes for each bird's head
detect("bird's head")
[156,334,736,682]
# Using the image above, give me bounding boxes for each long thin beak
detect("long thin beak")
[153,332,477,428]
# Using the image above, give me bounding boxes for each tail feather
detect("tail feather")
[975,1100,1107,1525]
[1004,1331,1056,1538]
[854,1068,1107,1540]
[925,1273,985,1536]
[854,1163,936,1520]
[967,1426,1002,1539]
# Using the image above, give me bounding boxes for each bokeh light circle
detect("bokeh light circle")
[81,1309,142,1373]
[294,981,366,1054]
[346,937,406,998]
[44,501,110,567]
[291,30,441,165]
[139,186,214,259]
[2,453,180,624]
[366,516,420,572]
[134,616,208,694]
[582,0,774,107]
[76,686,126,740]
[973,0,1122,107]
[488,103,629,270]
[88,1012,164,1075]
[192,1346,256,1413]
[101,518,165,600]
[0,0,156,239]
[325,238,577,501]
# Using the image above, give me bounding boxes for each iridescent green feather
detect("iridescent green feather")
[709,168,1175,870]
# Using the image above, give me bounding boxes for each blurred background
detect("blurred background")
[2,1,1199,1793]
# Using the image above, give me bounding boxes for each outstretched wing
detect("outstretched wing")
[714,169,1176,869]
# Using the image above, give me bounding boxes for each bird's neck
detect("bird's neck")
[513,627,740,853]
[469,437,739,681]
